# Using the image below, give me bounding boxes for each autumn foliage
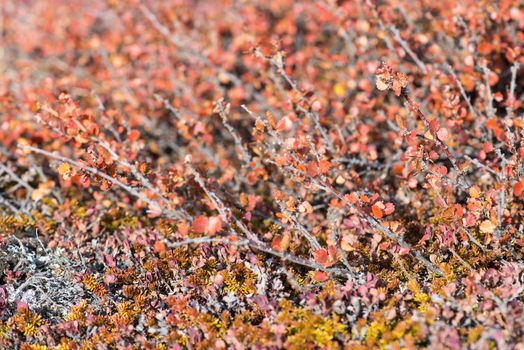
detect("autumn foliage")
[0,0,523,349]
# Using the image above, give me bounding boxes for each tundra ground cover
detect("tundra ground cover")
[0,0,523,349]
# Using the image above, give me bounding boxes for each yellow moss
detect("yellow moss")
[55,342,72,350]
[31,345,47,350]
[276,300,347,350]
[407,279,430,309]
[0,322,8,339]
[14,312,43,338]
[365,321,385,345]
[467,326,484,344]
[223,263,256,295]
[0,214,34,235]
[82,274,107,298]
[66,300,88,323]
[361,312,424,349]
[79,340,95,350]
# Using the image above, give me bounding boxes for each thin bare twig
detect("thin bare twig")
[255,49,335,154]
[444,64,478,119]
[19,145,187,221]
[480,65,496,119]
[190,165,351,276]
[389,26,427,75]
[93,137,192,222]
[214,98,251,166]
[278,205,322,251]
[0,163,34,192]
[506,62,520,117]
[328,209,353,273]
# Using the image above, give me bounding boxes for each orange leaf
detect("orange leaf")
[469,186,480,199]
[298,201,313,213]
[318,160,331,174]
[57,162,71,175]
[271,236,283,252]
[333,83,346,97]
[57,162,74,180]
[514,180,524,197]
[154,240,166,253]
[31,181,53,201]
[345,193,358,204]
[128,129,140,141]
[340,235,356,252]
[177,222,190,237]
[479,220,496,234]
[360,194,370,204]
[371,203,383,219]
[488,71,499,86]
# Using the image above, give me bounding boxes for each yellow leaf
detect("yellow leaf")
[57,162,71,176]
[479,220,496,234]
[31,188,45,201]
[469,186,480,199]
[57,162,75,180]
[340,235,355,251]
[333,83,346,97]
[424,130,434,140]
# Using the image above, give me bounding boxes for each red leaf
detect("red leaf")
[314,248,329,265]
[398,247,410,256]
[128,129,140,141]
[437,165,448,176]
[17,301,29,313]
[276,116,293,132]
[313,271,329,282]
[514,180,524,197]
[483,142,494,153]
[104,274,118,284]
[272,232,290,252]
[192,216,209,234]
[306,162,320,177]
[192,216,222,235]
[384,203,395,215]
[429,119,440,133]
